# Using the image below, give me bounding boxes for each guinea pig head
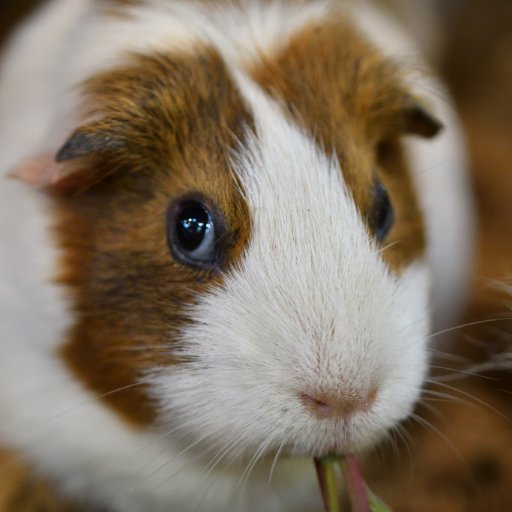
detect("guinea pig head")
[21,20,443,460]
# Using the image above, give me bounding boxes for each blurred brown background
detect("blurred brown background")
[1,1,512,511]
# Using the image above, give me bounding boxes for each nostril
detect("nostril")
[300,387,378,420]
[300,393,335,419]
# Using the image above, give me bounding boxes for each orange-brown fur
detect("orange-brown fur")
[54,48,253,426]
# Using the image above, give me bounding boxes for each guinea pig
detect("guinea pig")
[0,0,474,511]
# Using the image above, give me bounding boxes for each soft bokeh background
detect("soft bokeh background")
[1,1,512,511]
[371,3,512,510]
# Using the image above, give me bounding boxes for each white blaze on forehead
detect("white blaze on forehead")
[226,74,411,372]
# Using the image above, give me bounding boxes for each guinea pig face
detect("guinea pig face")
[50,17,441,462]
[156,96,431,458]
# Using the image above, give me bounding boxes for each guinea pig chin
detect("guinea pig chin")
[150,109,430,459]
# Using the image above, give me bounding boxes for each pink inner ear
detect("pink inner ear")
[9,153,64,187]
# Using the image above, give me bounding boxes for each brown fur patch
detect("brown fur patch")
[250,19,428,271]
[53,48,253,426]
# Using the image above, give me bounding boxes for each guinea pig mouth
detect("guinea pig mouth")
[266,438,359,463]
[270,424,369,460]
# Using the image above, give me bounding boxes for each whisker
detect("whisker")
[427,317,512,340]
[238,436,273,493]
[462,356,512,374]
[395,422,416,480]
[417,398,445,421]
[427,349,471,364]
[424,380,511,422]
[135,431,216,497]
[36,381,149,429]
[204,434,246,477]
[409,412,466,468]
[378,425,396,462]
[377,239,400,254]
[147,432,245,512]
[369,433,388,472]
[429,365,495,382]
[422,388,472,406]
[413,156,461,177]
[267,441,285,486]
[385,426,401,461]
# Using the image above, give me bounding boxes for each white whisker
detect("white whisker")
[425,379,511,423]
[427,317,512,340]
[267,441,285,486]
[409,412,466,468]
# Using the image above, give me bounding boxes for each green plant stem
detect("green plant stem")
[315,455,341,512]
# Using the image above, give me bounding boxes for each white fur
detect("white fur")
[0,0,472,511]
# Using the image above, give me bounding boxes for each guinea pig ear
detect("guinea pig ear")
[9,152,67,188]
[10,122,126,189]
[400,99,444,138]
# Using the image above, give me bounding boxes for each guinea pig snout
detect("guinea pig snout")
[299,386,378,420]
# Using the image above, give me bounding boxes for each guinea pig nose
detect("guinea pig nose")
[300,387,378,420]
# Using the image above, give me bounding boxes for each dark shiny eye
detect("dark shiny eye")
[370,181,394,241]
[167,201,217,268]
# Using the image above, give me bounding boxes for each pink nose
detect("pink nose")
[300,387,378,420]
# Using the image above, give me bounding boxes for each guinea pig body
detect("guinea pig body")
[0,1,473,511]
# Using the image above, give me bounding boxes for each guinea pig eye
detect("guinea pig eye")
[167,201,217,268]
[370,180,394,242]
